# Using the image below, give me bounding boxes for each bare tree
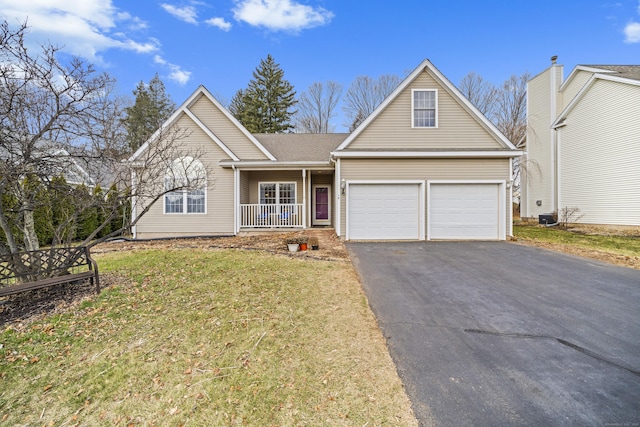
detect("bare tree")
[343,74,401,131]
[459,72,498,118]
[294,81,342,133]
[494,73,529,203]
[494,73,529,147]
[0,20,205,254]
[459,71,530,203]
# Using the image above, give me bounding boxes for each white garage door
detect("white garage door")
[429,184,500,240]
[348,184,421,240]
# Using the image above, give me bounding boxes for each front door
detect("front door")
[312,185,331,226]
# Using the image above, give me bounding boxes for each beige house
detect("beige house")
[522,59,640,226]
[132,59,521,241]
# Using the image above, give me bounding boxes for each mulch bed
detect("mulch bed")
[0,273,129,330]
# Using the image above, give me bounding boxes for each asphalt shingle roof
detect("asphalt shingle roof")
[583,65,640,82]
[253,133,348,162]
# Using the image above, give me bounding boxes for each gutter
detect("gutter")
[331,150,524,159]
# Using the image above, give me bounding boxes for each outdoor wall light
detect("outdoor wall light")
[340,178,346,195]
[536,200,542,206]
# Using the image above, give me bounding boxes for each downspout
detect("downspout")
[523,81,530,219]
[508,157,513,238]
[331,156,341,238]
[556,128,561,214]
[549,59,559,214]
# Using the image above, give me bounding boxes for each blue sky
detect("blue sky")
[1,0,639,131]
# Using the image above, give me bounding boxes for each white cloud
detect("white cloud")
[0,0,158,61]
[205,17,232,31]
[160,3,198,25]
[154,55,191,85]
[232,0,334,32]
[624,21,640,43]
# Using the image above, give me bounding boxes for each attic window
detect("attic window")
[412,89,438,128]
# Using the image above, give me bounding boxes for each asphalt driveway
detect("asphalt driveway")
[347,242,640,427]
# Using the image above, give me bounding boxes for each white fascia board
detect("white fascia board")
[552,73,640,128]
[560,65,616,91]
[423,61,517,150]
[128,88,204,162]
[183,108,239,161]
[129,86,277,162]
[335,60,428,151]
[335,59,517,151]
[196,87,276,161]
[331,150,523,159]
[219,160,333,169]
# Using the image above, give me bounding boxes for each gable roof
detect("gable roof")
[129,86,276,162]
[552,65,640,129]
[335,59,517,152]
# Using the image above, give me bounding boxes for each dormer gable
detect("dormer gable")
[335,59,515,153]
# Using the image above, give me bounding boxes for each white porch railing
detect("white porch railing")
[240,204,304,228]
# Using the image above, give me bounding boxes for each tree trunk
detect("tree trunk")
[22,205,40,251]
[0,203,19,254]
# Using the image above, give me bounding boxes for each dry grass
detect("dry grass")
[0,246,416,426]
[513,224,640,270]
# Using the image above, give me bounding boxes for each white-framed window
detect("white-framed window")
[164,157,206,214]
[412,89,438,128]
[259,182,296,205]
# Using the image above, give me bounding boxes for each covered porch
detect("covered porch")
[231,167,334,232]
[219,132,347,234]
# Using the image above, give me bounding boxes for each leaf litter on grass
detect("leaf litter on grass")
[1,246,418,426]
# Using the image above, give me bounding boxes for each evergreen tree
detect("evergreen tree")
[123,73,176,151]
[228,89,248,123]
[233,55,297,133]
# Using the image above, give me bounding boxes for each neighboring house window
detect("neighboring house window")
[164,157,206,214]
[412,89,437,128]
[259,182,296,205]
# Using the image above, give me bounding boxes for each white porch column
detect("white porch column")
[302,169,307,228]
[233,165,239,234]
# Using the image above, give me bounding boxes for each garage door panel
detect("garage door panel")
[349,184,420,240]
[429,184,500,240]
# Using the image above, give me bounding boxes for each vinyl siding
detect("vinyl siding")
[524,66,561,218]
[338,158,511,238]
[240,171,250,204]
[135,114,236,238]
[347,70,505,150]
[560,70,592,109]
[188,94,270,160]
[558,79,640,225]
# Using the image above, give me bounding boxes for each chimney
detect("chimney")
[551,55,558,65]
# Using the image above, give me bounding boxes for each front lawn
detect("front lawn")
[513,224,640,269]
[1,248,416,426]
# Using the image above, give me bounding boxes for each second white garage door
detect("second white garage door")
[348,184,421,240]
[429,183,501,240]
